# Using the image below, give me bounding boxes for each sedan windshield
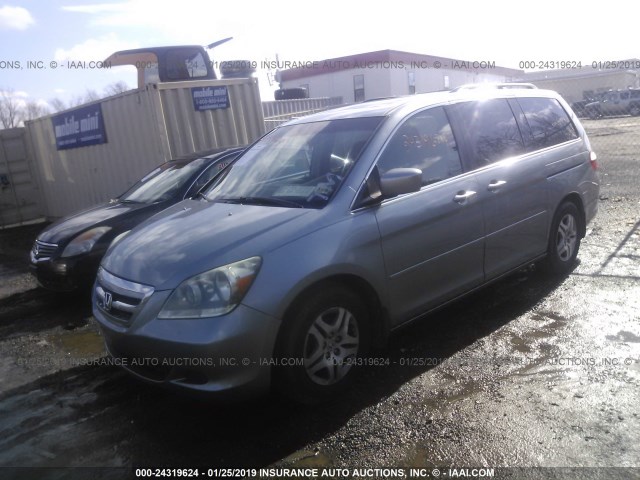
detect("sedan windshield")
[120,157,208,203]
[204,117,382,208]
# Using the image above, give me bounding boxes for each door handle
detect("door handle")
[487,180,507,192]
[453,190,476,204]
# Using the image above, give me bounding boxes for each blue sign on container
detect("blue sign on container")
[52,103,108,150]
[192,86,230,111]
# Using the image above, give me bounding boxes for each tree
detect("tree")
[49,83,128,114]
[49,98,67,113]
[23,101,49,121]
[103,81,129,97]
[0,88,23,129]
[70,89,101,107]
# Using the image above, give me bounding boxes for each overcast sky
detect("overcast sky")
[0,0,635,109]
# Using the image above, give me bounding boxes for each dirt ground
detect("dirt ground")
[0,116,638,480]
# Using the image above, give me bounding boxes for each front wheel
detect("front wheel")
[274,285,369,403]
[544,202,582,275]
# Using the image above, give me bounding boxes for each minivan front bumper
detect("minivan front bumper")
[93,274,281,398]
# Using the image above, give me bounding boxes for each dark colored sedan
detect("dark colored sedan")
[30,147,244,291]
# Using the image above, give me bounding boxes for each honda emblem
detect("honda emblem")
[104,291,113,312]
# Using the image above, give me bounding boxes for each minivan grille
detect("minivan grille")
[95,268,154,327]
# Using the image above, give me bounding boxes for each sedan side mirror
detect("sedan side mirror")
[379,168,422,198]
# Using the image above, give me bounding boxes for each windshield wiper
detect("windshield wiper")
[216,196,304,208]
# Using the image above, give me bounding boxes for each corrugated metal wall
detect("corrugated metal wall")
[159,78,265,157]
[0,128,44,227]
[262,97,344,131]
[26,78,264,219]
[27,87,166,219]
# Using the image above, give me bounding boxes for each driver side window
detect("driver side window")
[376,107,462,186]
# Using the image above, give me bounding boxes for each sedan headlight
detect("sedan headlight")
[158,257,261,319]
[61,226,111,257]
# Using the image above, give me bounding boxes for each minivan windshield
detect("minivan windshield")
[204,117,382,208]
[120,157,208,203]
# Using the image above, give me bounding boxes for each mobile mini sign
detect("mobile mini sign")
[192,86,230,111]
[52,103,108,150]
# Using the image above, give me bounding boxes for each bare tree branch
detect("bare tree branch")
[0,88,24,129]
[103,81,129,97]
[23,101,49,121]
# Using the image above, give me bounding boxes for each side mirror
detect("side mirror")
[379,168,422,198]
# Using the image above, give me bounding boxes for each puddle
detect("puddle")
[528,330,553,339]
[606,331,640,343]
[279,449,333,468]
[510,336,531,353]
[530,311,568,328]
[49,329,105,357]
[0,321,105,394]
[402,445,438,469]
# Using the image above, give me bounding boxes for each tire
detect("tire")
[544,202,582,275]
[274,285,369,403]
[628,104,640,116]
[274,88,308,100]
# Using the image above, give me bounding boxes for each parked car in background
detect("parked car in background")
[584,88,640,119]
[30,147,244,291]
[93,85,599,403]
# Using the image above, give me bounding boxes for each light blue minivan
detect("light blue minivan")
[93,85,599,402]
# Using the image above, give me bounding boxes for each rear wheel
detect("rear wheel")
[544,202,582,275]
[274,285,369,403]
[628,104,640,116]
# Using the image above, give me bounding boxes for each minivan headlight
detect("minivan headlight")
[158,256,262,319]
[61,226,111,257]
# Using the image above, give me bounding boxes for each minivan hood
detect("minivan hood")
[100,200,315,290]
[38,201,151,245]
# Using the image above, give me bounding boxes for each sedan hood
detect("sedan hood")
[101,200,315,290]
[38,201,152,245]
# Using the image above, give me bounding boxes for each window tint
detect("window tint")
[377,107,462,186]
[518,97,579,150]
[452,99,525,166]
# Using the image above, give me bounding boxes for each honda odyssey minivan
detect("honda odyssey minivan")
[93,85,599,402]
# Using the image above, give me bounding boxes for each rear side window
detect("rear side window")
[517,97,579,150]
[451,99,525,166]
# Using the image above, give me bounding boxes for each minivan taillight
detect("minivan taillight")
[590,151,599,170]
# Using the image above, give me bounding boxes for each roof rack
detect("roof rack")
[450,82,537,92]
